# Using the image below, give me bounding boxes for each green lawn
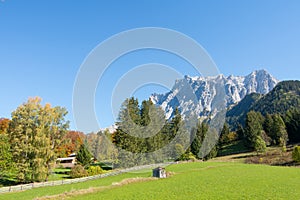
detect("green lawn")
[1,170,151,200]
[47,168,71,181]
[2,162,300,200]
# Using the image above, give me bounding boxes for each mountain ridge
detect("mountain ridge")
[150,69,279,120]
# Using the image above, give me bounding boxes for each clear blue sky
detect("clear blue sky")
[1,0,299,132]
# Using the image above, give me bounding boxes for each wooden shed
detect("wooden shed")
[152,167,166,178]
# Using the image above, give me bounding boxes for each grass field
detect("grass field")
[47,168,71,181]
[2,162,300,199]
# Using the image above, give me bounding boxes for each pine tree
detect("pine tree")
[272,114,288,146]
[236,124,244,140]
[140,100,151,126]
[114,98,142,167]
[191,121,208,159]
[201,127,218,160]
[264,114,274,143]
[114,98,188,166]
[284,108,300,143]
[140,100,162,156]
[167,108,190,160]
[219,123,230,145]
[244,111,265,151]
[169,108,182,138]
[76,142,93,168]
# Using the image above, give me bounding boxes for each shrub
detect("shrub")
[186,152,197,161]
[227,132,238,142]
[292,146,300,162]
[254,136,266,153]
[177,152,197,161]
[282,145,287,153]
[70,165,88,178]
[87,166,104,176]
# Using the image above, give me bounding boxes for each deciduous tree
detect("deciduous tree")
[9,97,69,182]
[57,131,85,157]
[0,134,13,179]
[0,118,10,135]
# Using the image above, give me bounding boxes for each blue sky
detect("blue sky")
[0,0,299,132]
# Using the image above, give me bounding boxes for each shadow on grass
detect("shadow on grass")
[232,154,254,159]
[0,177,17,187]
[272,161,299,167]
[218,140,252,157]
[91,162,113,170]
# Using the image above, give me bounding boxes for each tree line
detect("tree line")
[229,108,300,152]
[110,97,219,167]
[111,97,300,166]
[1,95,300,183]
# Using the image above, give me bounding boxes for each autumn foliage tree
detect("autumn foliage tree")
[56,131,85,157]
[9,97,69,183]
[0,118,10,135]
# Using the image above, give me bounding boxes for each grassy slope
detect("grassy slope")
[2,162,300,200]
[70,162,300,200]
[1,171,150,200]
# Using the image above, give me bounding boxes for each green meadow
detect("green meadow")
[2,161,300,200]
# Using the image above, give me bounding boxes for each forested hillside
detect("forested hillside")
[227,81,300,129]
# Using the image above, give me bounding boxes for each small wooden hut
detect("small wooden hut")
[152,167,166,178]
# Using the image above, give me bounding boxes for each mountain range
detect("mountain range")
[150,70,279,121]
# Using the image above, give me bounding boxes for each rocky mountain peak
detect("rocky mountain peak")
[150,70,279,120]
